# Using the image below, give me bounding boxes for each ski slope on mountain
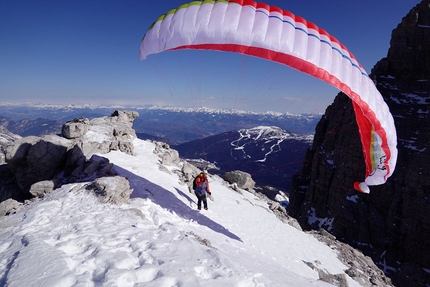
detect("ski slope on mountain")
[231,126,313,163]
[0,138,361,286]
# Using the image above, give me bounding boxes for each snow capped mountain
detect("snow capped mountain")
[0,137,385,286]
[174,126,313,194]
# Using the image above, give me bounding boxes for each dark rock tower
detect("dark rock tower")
[289,1,430,286]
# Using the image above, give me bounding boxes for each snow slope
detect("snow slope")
[0,138,360,287]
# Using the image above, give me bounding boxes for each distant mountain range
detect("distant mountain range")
[0,103,320,144]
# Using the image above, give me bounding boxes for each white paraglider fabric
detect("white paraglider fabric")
[140,0,397,191]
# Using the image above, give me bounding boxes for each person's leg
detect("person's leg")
[195,193,202,210]
[203,196,208,210]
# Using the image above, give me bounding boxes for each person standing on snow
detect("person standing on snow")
[194,170,211,210]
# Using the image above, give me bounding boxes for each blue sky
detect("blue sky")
[0,0,419,114]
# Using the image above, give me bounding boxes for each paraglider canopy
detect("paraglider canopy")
[139,0,397,193]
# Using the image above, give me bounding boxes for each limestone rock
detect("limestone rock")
[89,176,133,205]
[223,170,255,191]
[3,110,138,202]
[5,135,71,192]
[62,117,90,139]
[0,198,21,217]
[153,141,180,165]
[372,1,430,81]
[29,180,57,198]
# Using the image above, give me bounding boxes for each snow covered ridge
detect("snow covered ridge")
[0,110,392,286]
[1,150,391,286]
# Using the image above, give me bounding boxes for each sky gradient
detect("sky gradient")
[0,0,420,114]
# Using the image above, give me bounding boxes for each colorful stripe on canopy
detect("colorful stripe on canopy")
[140,0,398,192]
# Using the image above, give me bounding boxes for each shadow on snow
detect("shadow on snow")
[112,165,243,242]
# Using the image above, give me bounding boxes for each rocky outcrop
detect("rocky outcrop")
[372,0,430,81]
[2,110,138,201]
[5,135,72,192]
[153,141,180,165]
[289,1,430,286]
[311,229,393,287]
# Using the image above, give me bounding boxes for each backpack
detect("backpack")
[192,175,199,190]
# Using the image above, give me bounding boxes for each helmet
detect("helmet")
[202,170,208,174]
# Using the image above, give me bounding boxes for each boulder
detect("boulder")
[29,180,57,198]
[181,161,197,182]
[223,170,255,191]
[5,136,41,172]
[160,149,180,165]
[118,141,134,155]
[62,117,90,139]
[89,176,133,205]
[152,141,180,165]
[0,198,21,217]
[5,136,71,192]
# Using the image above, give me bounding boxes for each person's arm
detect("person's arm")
[206,180,211,194]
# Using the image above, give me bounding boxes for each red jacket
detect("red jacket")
[195,174,211,194]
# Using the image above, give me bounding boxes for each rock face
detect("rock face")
[6,135,71,193]
[372,0,430,82]
[289,1,430,286]
[1,110,138,201]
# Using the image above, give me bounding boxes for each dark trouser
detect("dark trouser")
[195,192,207,210]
